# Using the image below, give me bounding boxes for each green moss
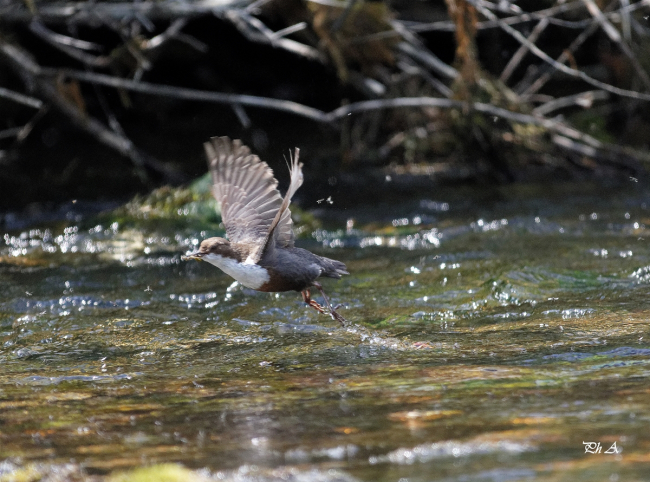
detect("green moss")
[98,172,320,235]
[108,174,219,225]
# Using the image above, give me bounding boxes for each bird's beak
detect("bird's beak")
[181,252,203,262]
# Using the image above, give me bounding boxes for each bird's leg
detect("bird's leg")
[301,289,327,314]
[312,281,347,326]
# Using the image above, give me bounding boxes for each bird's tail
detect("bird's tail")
[318,255,349,279]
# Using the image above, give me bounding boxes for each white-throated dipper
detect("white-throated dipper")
[182,137,348,325]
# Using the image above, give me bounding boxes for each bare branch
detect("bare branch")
[520,4,607,98]
[271,22,308,40]
[37,66,622,154]
[581,0,650,90]
[15,106,50,143]
[144,18,187,49]
[0,127,24,140]
[407,0,650,32]
[532,90,609,115]
[305,0,348,7]
[0,86,43,109]
[408,2,583,32]
[469,0,650,101]
[231,104,252,129]
[0,0,251,23]
[223,9,326,62]
[45,68,329,122]
[29,20,111,67]
[553,134,598,158]
[246,0,275,14]
[500,17,549,83]
[28,21,102,51]
[620,0,632,41]
[397,41,458,80]
[0,38,181,184]
[396,57,454,98]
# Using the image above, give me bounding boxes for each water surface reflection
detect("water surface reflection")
[1,182,649,480]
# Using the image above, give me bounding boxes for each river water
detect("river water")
[1,180,649,481]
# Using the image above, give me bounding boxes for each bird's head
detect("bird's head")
[181,237,231,262]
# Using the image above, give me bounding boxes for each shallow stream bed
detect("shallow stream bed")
[1,181,650,481]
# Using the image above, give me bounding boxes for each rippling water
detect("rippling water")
[1,181,650,481]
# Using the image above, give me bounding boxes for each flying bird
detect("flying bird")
[182,137,348,324]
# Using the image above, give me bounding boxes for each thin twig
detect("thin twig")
[469,0,650,101]
[231,104,252,128]
[88,70,149,183]
[305,0,348,7]
[406,0,650,32]
[581,0,650,90]
[0,86,43,109]
[0,0,251,22]
[144,18,186,49]
[28,21,102,51]
[245,0,274,14]
[16,106,49,143]
[500,17,549,83]
[396,57,454,98]
[40,65,620,150]
[620,0,632,41]
[408,2,582,32]
[271,22,308,39]
[29,20,111,67]
[0,127,24,140]
[347,72,387,97]
[223,9,325,62]
[521,0,618,98]
[532,90,609,115]
[553,134,598,158]
[552,134,647,172]
[46,68,329,122]
[397,41,458,80]
[4,43,649,169]
[0,38,181,184]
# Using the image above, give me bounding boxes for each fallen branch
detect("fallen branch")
[469,0,650,102]
[0,86,43,109]
[499,17,549,83]
[581,0,650,90]
[0,39,182,184]
[406,0,650,32]
[222,9,325,62]
[396,41,458,80]
[0,0,250,23]
[520,2,610,98]
[43,68,329,121]
[40,66,650,167]
[532,90,609,115]
[29,20,112,67]
[396,57,454,98]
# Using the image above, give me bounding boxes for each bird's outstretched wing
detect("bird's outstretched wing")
[205,137,302,262]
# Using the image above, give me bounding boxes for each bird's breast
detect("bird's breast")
[202,253,270,290]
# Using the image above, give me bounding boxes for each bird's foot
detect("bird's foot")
[302,288,347,326]
[328,307,347,326]
[302,289,326,314]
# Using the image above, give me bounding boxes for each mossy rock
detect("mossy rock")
[98,173,320,236]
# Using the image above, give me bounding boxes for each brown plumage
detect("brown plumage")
[183,137,348,325]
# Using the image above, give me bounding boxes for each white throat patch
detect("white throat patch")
[202,253,269,290]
